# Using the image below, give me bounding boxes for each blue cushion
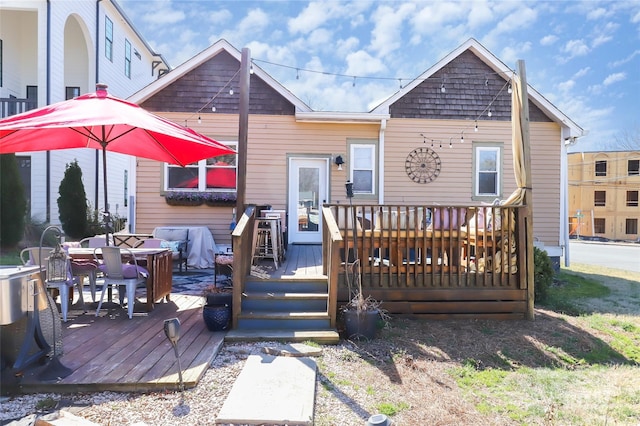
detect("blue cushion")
[160,240,181,253]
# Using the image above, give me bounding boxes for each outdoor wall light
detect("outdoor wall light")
[334,155,345,170]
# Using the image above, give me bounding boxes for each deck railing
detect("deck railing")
[230,205,256,328]
[0,98,37,119]
[325,203,529,319]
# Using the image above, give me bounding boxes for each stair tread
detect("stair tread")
[243,291,328,299]
[225,329,340,344]
[239,311,329,319]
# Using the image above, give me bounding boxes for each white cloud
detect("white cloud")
[141,7,185,25]
[557,79,575,93]
[610,50,640,67]
[370,3,415,57]
[500,42,532,65]
[288,2,330,35]
[562,39,590,60]
[574,67,590,78]
[345,50,387,76]
[467,1,493,28]
[208,9,233,24]
[540,35,558,46]
[591,34,612,48]
[603,72,626,86]
[238,9,269,34]
[586,8,608,20]
[410,2,468,35]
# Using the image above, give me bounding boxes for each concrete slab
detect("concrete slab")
[215,354,316,426]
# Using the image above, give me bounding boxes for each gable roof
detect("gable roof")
[129,39,312,113]
[371,38,584,138]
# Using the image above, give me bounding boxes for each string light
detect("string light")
[440,83,446,93]
[398,79,403,89]
[253,57,515,87]
[417,79,512,149]
[353,76,356,87]
[197,115,201,124]
[507,84,512,94]
[229,87,234,95]
[211,105,216,112]
[249,64,254,74]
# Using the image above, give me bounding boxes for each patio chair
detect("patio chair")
[73,236,109,305]
[94,246,148,319]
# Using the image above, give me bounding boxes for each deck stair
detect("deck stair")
[225,278,340,344]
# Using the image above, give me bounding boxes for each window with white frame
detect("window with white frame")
[474,144,501,197]
[124,39,131,78]
[165,141,237,191]
[349,143,376,195]
[105,16,113,62]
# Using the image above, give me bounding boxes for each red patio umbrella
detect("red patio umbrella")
[0,83,235,243]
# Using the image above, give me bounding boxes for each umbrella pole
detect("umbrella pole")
[101,142,110,246]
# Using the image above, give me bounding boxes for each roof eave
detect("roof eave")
[295,111,389,124]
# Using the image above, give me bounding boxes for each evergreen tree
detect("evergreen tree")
[0,154,28,248]
[58,160,88,239]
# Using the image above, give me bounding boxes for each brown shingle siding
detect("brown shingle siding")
[390,50,551,123]
[141,51,295,115]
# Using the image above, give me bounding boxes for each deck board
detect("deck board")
[263,244,325,280]
[4,294,224,394]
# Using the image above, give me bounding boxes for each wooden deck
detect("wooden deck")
[252,244,324,280]
[3,294,225,394]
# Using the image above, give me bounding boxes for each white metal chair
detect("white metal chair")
[72,236,108,305]
[94,246,148,319]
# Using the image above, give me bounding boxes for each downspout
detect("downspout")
[94,1,102,210]
[562,135,579,267]
[378,119,386,204]
[45,0,51,222]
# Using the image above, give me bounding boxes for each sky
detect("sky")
[119,0,640,153]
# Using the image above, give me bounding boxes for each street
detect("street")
[565,240,640,273]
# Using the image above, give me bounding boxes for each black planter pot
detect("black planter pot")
[205,292,232,307]
[343,309,380,341]
[202,303,230,331]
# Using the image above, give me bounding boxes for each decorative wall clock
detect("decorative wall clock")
[405,147,442,183]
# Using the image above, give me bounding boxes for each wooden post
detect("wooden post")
[236,48,250,213]
[517,59,535,320]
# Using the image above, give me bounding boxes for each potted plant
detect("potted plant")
[342,259,385,341]
[201,284,232,331]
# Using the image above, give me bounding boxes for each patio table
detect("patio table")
[68,247,173,312]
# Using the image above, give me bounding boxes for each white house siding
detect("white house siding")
[1,0,167,229]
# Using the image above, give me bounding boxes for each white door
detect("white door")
[288,157,329,244]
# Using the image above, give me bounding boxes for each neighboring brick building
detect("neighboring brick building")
[568,151,640,241]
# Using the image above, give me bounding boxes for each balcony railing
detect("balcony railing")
[1,98,38,119]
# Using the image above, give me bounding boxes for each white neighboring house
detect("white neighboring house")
[0,0,169,230]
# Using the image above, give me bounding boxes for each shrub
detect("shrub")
[0,154,27,248]
[534,246,554,303]
[57,160,88,239]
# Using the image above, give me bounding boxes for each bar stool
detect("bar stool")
[251,217,280,269]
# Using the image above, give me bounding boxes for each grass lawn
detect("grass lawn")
[313,262,640,425]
